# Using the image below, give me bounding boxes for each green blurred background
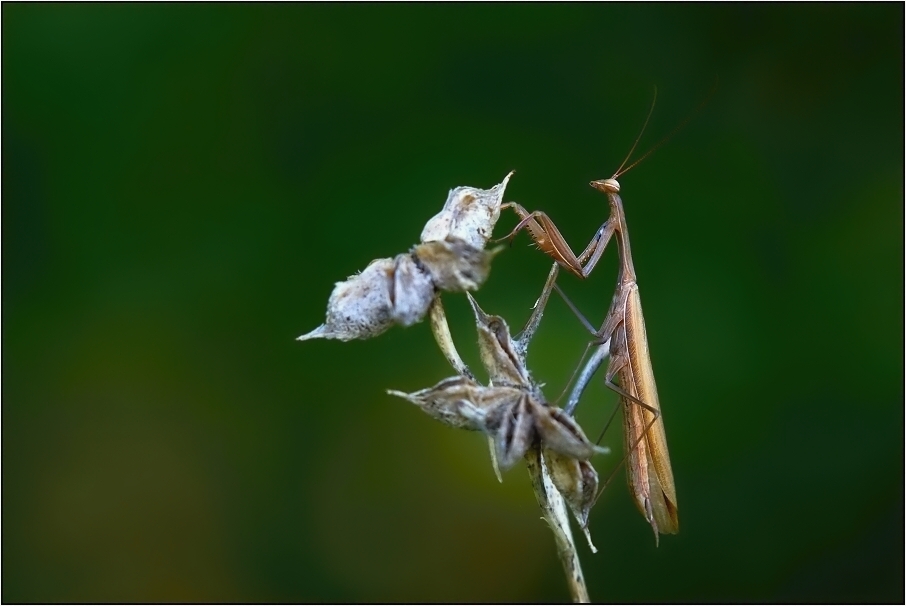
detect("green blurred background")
[3,4,902,603]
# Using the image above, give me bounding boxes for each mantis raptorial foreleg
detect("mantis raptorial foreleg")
[497,202,616,281]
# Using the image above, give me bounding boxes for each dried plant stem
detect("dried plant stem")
[525,445,590,604]
[428,295,475,380]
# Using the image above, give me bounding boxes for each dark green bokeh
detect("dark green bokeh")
[4,4,902,602]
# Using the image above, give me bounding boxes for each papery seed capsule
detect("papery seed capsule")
[467,293,529,387]
[413,237,500,293]
[535,405,605,461]
[389,254,435,327]
[420,171,514,249]
[543,448,599,529]
[388,377,526,433]
[297,257,397,342]
[485,394,537,471]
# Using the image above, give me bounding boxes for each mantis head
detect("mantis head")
[589,178,620,194]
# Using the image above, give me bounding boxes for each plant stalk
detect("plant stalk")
[525,445,590,603]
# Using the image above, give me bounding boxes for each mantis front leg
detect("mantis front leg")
[498,202,616,280]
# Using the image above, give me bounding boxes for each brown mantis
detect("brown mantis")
[496,96,690,542]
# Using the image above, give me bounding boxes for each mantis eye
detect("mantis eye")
[589,179,620,194]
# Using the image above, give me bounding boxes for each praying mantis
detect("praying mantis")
[497,95,694,542]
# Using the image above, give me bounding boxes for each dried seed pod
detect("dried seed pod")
[387,376,524,431]
[466,292,606,473]
[534,405,605,461]
[298,257,399,341]
[543,448,599,529]
[485,393,537,471]
[483,395,606,473]
[542,448,599,552]
[420,171,514,249]
[301,171,511,343]
[413,237,501,292]
[389,254,435,327]
[299,239,498,341]
[467,293,529,387]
